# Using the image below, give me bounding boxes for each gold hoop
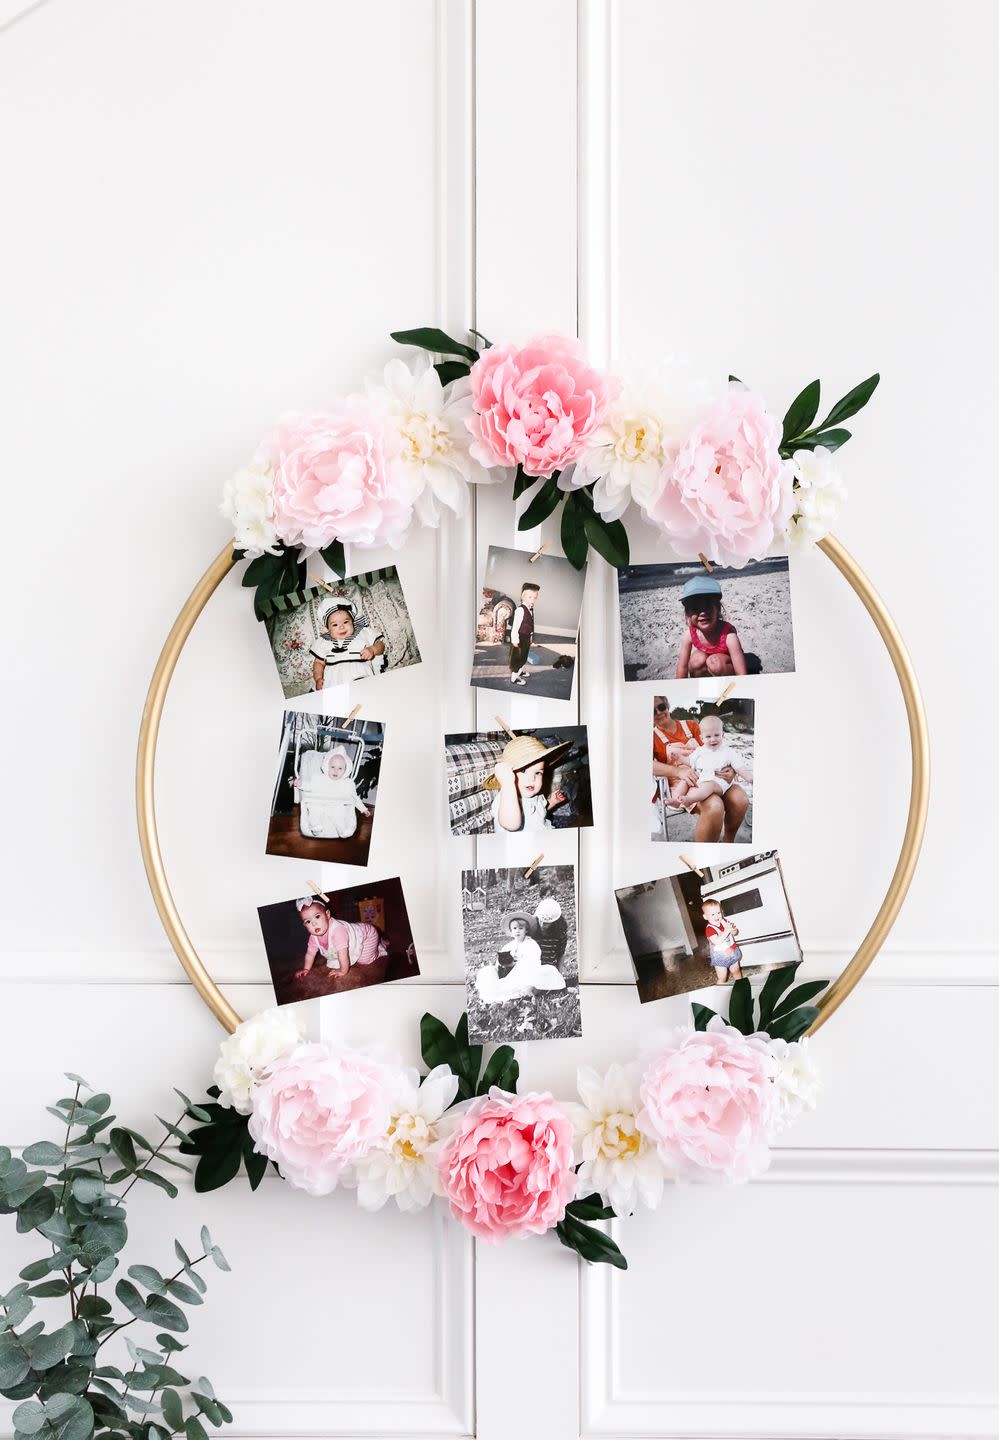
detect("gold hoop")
[135,535,930,1036]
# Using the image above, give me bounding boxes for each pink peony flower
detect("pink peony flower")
[437,1089,577,1241]
[637,1020,776,1182]
[262,399,418,551]
[247,1043,396,1196]
[646,388,795,565]
[466,333,615,478]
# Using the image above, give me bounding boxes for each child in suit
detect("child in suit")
[509,582,540,686]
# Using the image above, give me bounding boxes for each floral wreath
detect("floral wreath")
[179,326,881,1268]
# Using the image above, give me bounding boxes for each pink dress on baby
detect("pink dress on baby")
[306,920,386,970]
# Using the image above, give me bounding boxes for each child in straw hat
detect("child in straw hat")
[486,733,573,833]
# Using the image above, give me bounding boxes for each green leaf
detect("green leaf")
[727,977,754,1035]
[555,1213,627,1269]
[477,1045,519,1096]
[5,1172,46,1207]
[691,1002,717,1032]
[173,1092,212,1125]
[756,963,800,1030]
[768,1005,819,1042]
[63,1074,91,1090]
[127,1266,165,1294]
[419,1014,458,1074]
[319,541,346,580]
[560,493,588,569]
[453,1014,482,1101]
[389,327,479,363]
[21,1143,66,1168]
[512,465,537,501]
[12,1400,48,1434]
[26,1280,70,1298]
[780,379,821,446]
[109,1129,138,1171]
[28,1322,78,1370]
[143,1296,189,1334]
[209,1247,230,1274]
[193,1141,242,1194]
[165,1280,203,1307]
[160,1389,184,1431]
[567,1193,616,1222]
[133,1169,179,1199]
[156,1334,187,1354]
[115,1280,147,1318]
[817,372,880,428]
[185,1416,209,1440]
[16,1188,56,1232]
[434,360,470,385]
[468,328,493,349]
[582,508,629,568]
[194,1395,223,1426]
[517,476,563,530]
[70,1177,103,1205]
[241,1131,267,1191]
[0,1337,31,1388]
[767,980,829,1024]
[782,427,851,457]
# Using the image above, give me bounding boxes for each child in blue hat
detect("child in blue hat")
[675,575,758,678]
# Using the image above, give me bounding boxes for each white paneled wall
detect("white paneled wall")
[2,2,997,1438]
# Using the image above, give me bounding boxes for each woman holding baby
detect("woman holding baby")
[652,696,749,843]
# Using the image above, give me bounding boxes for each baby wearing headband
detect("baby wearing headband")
[292,745,370,841]
[310,600,386,690]
[293,895,388,980]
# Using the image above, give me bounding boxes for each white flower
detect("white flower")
[367,358,490,527]
[768,1037,822,1134]
[568,1062,667,1215]
[349,1064,459,1212]
[563,366,720,521]
[213,1008,303,1115]
[788,445,847,546]
[220,460,280,557]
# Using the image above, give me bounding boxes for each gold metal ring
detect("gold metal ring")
[136,535,930,1035]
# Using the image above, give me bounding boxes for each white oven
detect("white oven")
[701,852,802,968]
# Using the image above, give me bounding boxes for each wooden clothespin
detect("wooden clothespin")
[494,714,517,740]
[306,877,328,901]
[344,704,361,726]
[716,682,735,706]
[698,553,714,573]
[529,541,549,563]
[524,852,544,880]
[679,854,704,879]
[309,575,336,593]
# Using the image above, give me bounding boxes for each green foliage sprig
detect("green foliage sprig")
[692,963,829,1041]
[778,373,880,461]
[0,1076,232,1440]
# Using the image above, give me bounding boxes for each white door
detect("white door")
[2,3,997,1439]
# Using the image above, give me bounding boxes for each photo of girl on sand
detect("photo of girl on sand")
[266,710,384,867]
[259,567,421,699]
[617,557,795,681]
[445,725,592,837]
[258,877,419,1006]
[461,865,581,1042]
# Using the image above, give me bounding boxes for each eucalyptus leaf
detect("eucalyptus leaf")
[16,1189,56,1233]
[133,1170,179,1200]
[209,1247,230,1274]
[160,1388,184,1431]
[21,1143,66,1168]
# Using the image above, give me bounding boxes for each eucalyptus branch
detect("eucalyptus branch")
[118,1109,186,1199]
[97,1252,210,1350]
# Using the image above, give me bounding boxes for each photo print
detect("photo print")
[260,566,421,699]
[266,709,385,867]
[460,865,581,1043]
[615,850,801,1005]
[445,725,592,837]
[259,877,419,1007]
[471,544,586,701]
[651,695,754,844]
[618,557,795,682]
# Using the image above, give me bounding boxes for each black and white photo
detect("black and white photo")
[461,865,581,1042]
[262,567,421,699]
[445,725,592,837]
[651,696,754,844]
[266,710,384,867]
[618,557,795,681]
[615,850,801,1004]
[471,544,586,701]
